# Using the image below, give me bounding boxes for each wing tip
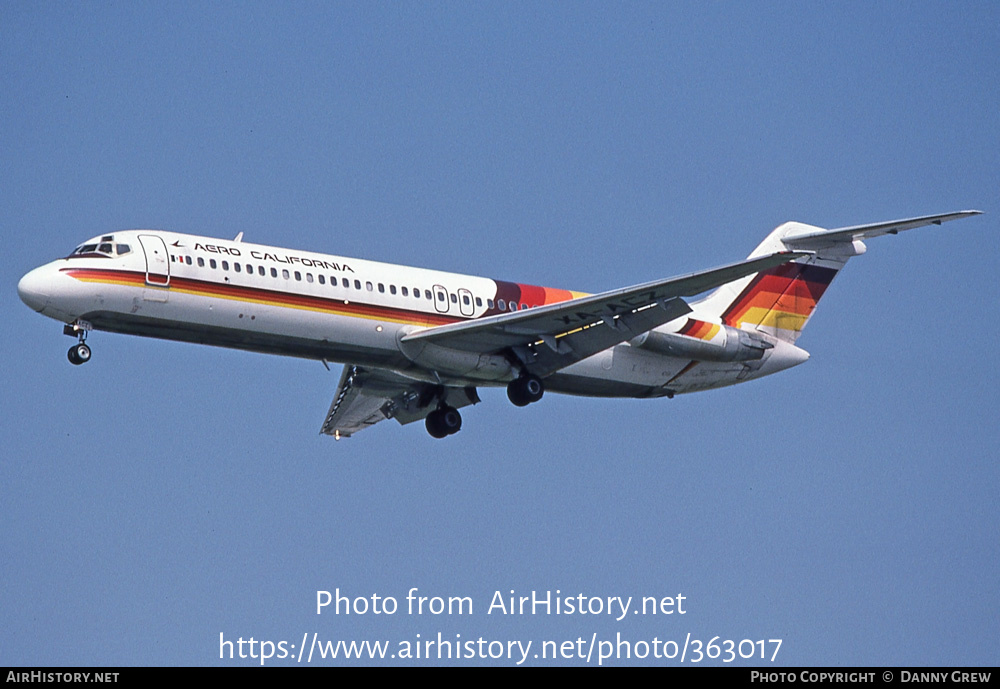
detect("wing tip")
[320,426,351,440]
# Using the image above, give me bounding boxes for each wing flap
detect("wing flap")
[320,366,479,439]
[518,297,694,377]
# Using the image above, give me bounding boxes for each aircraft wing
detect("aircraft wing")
[782,210,982,250]
[320,365,479,439]
[401,251,807,377]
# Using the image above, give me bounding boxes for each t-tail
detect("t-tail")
[690,211,982,344]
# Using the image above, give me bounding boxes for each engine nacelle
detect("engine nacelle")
[631,323,774,362]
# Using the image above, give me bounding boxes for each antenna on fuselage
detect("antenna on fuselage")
[233,232,244,243]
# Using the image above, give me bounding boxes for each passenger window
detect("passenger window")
[475,297,482,307]
[510,302,517,311]
[354,280,361,290]
[450,294,457,304]
[210,259,217,269]
[366,282,373,291]
[462,295,470,306]
[487,299,494,309]
[234,263,241,273]
[342,278,349,288]
[378,283,384,293]
[307,273,314,283]
[295,271,302,281]
[258,266,265,276]
[271,267,277,277]
[197,257,205,267]
[282,269,290,279]
[401,287,408,297]
[389,285,396,295]
[222,261,229,271]
[318,275,325,285]
[245,263,252,273]
[425,290,432,300]
[498,299,506,311]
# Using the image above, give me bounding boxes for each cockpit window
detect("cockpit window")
[68,239,129,259]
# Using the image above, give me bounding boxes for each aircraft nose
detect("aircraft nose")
[17,266,50,312]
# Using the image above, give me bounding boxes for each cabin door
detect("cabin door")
[138,235,170,287]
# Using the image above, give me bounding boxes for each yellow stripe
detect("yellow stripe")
[737,306,808,331]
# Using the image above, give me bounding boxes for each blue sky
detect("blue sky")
[3,2,997,666]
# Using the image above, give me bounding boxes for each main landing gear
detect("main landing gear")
[507,373,544,407]
[423,374,544,439]
[64,321,92,365]
[425,405,462,439]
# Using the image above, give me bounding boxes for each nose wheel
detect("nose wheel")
[65,320,93,365]
[68,342,91,365]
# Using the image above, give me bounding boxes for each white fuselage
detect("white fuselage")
[17,229,806,399]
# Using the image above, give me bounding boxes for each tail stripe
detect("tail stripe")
[721,263,838,333]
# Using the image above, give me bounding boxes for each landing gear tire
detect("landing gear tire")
[425,406,462,438]
[507,374,544,407]
[68,343,91,365]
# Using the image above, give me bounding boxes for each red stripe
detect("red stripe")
[63,268,463,327]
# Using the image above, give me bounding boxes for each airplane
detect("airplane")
[18,210,980,439]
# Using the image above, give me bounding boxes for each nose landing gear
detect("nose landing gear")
[68,342,91,365]
[64,320,93,365]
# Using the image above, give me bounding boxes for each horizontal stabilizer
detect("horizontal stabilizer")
[782,211,981,250]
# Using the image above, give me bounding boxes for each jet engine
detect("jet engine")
[631,324,774,362]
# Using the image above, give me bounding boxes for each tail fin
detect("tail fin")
[693,222,847,343]
[692,211,981,343]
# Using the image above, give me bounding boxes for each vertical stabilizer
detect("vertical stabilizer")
[691,222,860,343]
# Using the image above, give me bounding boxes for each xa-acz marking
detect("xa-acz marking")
[18,211,980,439]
